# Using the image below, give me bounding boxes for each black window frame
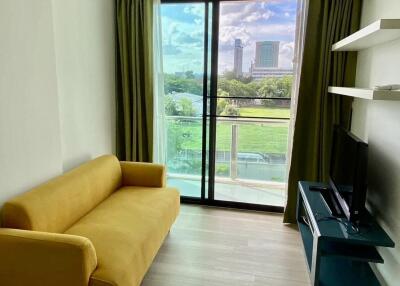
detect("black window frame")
[160,0,296,213]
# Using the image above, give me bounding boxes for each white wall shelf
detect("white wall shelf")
[332,19,400,51]
[328,86,400,100]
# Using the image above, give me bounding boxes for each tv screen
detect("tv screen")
[330,129,357,208]
[329,126,368,223]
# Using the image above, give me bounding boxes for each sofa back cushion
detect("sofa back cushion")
[1,155,122,233]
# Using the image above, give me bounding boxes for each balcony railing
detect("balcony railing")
[166,115,290,184]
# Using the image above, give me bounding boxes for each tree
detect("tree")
[164,95,197,117]
[222,104,240,116]
[165,95,179,116]
[218,79,257,98]
[177,98,197,117]
[258,76,293,98]
[166,74,293,112]
[184,70,195,79]
[215,75,293,108]
[222,70,236,80]
[217,88,229,98]
[239,76,253,84]
[164,73,202,96]
[216,97,239,116]
[222,70,252,83]
[257,76,293,107]
[217,98,228,115]
[167,122,186,162]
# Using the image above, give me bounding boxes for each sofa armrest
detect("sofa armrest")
[120,161,166,188]
[0,228,97,286]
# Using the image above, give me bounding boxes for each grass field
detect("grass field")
[168,107,290,154]
[239,107,291,118]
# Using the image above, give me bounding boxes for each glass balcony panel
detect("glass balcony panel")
[212,98,291,119]
[214,118,289,206]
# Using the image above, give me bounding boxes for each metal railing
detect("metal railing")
[165,115,290,184]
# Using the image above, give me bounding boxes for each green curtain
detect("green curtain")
[115,0,154,162]
[283,0,362,223]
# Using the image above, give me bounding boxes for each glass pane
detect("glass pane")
[214,0,297,206]
[214,118,289,206]
[166,117,203,197]
[161,3,206,198]
[214,98,291,118]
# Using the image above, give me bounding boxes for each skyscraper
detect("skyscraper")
[255,41,279,68]
[233,39,243,77]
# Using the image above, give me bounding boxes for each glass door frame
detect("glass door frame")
[161,0,290,213]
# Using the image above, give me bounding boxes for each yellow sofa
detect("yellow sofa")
[0,155,180,286]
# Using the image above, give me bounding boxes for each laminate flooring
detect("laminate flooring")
[142,204,310,286]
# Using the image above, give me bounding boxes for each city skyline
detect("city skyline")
[233,39,293,79]
[161,0,297,74]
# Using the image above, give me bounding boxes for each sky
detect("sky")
[161,0,297,74]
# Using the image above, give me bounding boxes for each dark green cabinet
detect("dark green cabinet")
[297,181,395,286]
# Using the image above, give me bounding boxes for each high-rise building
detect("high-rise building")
[233,39,243,77]
[255,41,279,68]
[249,64,293,80]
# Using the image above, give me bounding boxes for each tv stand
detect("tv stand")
[297,181,395,286]
[320,189,344,217]
[309,185,331,192]
[309,185,344,217]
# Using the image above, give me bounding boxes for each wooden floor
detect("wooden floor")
[142,204,310,286]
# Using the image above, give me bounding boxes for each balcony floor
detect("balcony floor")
[168,177,286,207]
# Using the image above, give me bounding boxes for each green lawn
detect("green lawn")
[168,107,290,154]
[215,122,289,153]
[169,121,289,154]
[239,107,290,119]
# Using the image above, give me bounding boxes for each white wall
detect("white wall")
[52,0,116,171]
[351,0,400,284]
[0,0,63,205]
[0,0,115,207]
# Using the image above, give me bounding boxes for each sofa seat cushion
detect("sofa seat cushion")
[64,186,180,286]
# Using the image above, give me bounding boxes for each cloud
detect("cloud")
[219,26,251,52]
[194,18,203,25]
[161,14,205,73]
[218,21,296,55]
[246,23,296,37]
[220,2,275,26]
[278,41,295,68]
[162,16,204,49]
[175,32,203,48]
[243,10,275,23]
[183,4,203,17]
[218,1,294,53]
[161,0,297,74]
[162,44,181,56]
[216,1,296,72]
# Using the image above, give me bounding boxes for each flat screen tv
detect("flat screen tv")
[329,126,368,224]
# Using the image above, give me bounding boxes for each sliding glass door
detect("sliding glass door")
[212,1,294,206]
[160,3,208,198]
[160,0,298,210]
